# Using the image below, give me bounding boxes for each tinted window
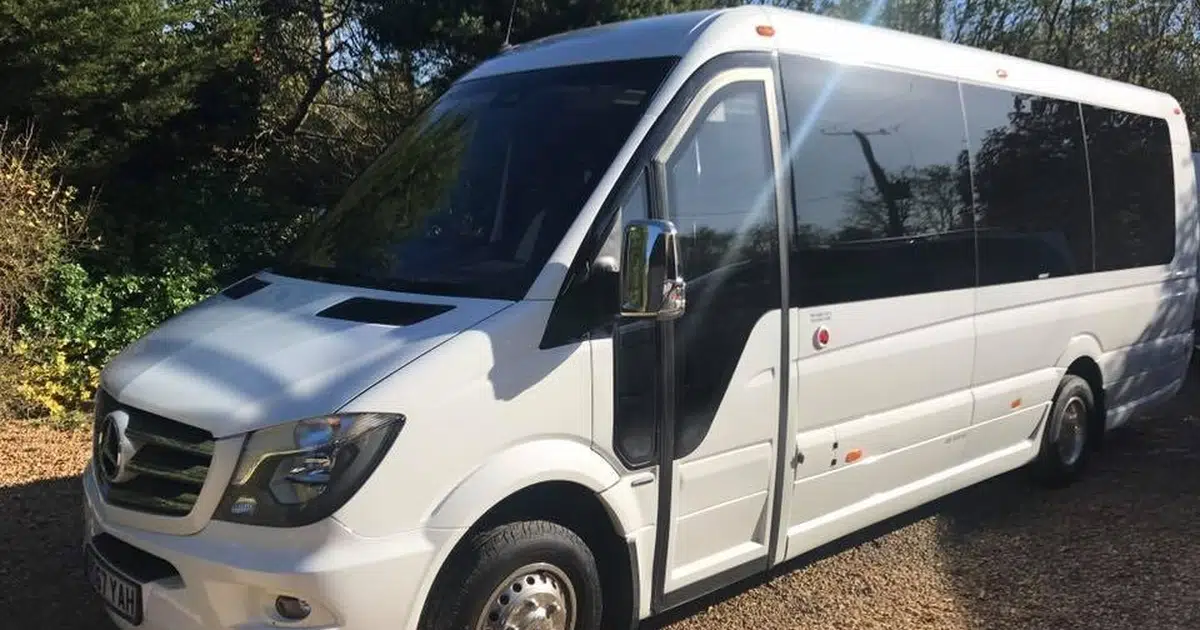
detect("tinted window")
[610,173,658,467]
[666,81,781,458]
[962,86,1093,284]
[598,175,650,270]
[780,56,975,307]
[1083,105,1176,270]
[277,57,676,300]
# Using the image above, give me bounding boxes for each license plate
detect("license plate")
[85,544,143,625]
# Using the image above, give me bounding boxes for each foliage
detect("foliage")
[0,0,261,183]
[0,124,90,328]
[0,124,89,419]
[1,0,1200,421]
[359,0,738,84]
[10,259,218,420]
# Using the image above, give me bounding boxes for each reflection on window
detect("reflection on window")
[278,57,677,300]
[781,56,974,307]
[1083,105,1176,270]
[964,86,1093,284]
[599,173,650,272]
[668,86,777,279]
[665,81,781,459]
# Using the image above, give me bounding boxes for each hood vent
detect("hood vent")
[317,297,455,326]
[221,276,271,300]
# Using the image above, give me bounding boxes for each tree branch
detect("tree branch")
[278,0,335,137]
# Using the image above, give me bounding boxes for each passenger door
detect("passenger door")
[645,66,788,607]
[775,55,977,558]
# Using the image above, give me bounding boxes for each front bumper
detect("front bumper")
[82,464,458,630]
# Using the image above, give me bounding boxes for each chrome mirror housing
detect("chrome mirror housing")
[619,219,686,321]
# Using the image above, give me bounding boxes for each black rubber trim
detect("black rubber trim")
[626,538,642,628]
[649,321,675,612]
[766,49,792,570]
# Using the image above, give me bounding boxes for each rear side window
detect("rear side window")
[1082,105,1176,270]
[779,55,975,307]
[961,86,1094,284]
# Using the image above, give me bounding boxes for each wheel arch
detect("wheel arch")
[1055,336,1107,445]
[423,438,639,532]
[406,439,643,630]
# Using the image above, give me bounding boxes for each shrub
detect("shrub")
[0,124,221,422]
[0,124,91,420]
[10,258,218,421]
[0,124,88,328]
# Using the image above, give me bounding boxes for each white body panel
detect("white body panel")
[81,6,1196,630]
[785,290,976,553]
[338,300,599,536]
[663,313,780,591]
[101,272,512,438]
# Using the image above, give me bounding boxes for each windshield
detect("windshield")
[275,57,678,300]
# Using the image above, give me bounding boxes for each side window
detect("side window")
[611,170,657,468]
[598,172,650,269]
[780,55,975,307]
[663,80,781,458]
[962,86,1093,284]
[666,83,777,278]
[1082,105,1176,270]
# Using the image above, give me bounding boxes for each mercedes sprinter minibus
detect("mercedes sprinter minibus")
[82,6,1197,630]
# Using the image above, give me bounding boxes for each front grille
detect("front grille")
[94,390,215,517]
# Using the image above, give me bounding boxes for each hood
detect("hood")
[99,272,513,438]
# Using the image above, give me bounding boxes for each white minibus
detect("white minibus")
[1193,151,1200,343]
[82,6,1197,630]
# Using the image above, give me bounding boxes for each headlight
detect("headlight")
[214,412,404,527]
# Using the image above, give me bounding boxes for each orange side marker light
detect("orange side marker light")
[756,25,776,37]
[1011,398,1022,409]
[844,448,863,464]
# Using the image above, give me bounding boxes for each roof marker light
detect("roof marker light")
[756,25,776,37]
[996,68,1008,79]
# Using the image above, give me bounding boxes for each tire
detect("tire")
[1032,374,1095,488]
[419,520,604,630]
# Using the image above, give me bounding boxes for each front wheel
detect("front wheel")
[1032,374,1096,487]
[419,520,603,630]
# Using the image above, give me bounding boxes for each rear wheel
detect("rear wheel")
[420,520,603,630]
[1032,374,1095,487]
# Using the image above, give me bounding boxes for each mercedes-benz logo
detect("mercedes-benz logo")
[95,410,138,484]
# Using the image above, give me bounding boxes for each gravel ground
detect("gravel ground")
[2,366,1199,630]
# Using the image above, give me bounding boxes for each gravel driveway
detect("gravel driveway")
[3,365,1199,630]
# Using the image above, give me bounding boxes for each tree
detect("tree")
[0,0,260,185]
[358,0,737,86]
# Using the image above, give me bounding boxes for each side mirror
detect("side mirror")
[620,219,686,321]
